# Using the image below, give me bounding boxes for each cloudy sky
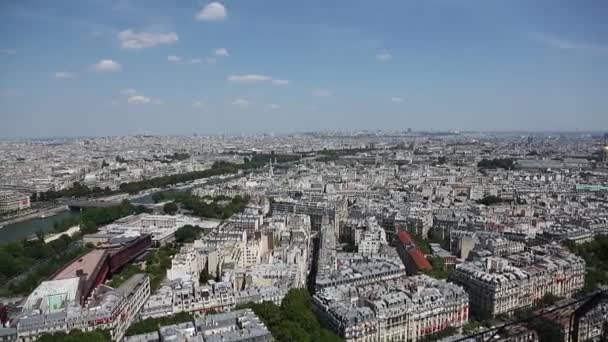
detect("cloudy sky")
[0,0,607,137]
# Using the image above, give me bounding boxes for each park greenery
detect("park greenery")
[419,327,457,342]
[409,230,451,279]
[32,153,300,202]
[37,329,111,342]
[153,192,249,220]
[0,234,92,296]
[424,256,449,279]
[476,195,511,206]
[154,152,190,163]
[174,225,204,244]
[238,288,342,342]
[0,201,149,295]
[163,201,178,215]
[125,312,193,336]
[109,243,178,291]
[477,158,516,170]
[31,182,115,202]
[119,153,300,195]
[564,236,608,293]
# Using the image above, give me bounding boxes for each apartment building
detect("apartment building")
[449,246,585,319]
[313,275,469,342]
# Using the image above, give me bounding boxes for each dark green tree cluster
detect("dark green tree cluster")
[0,234,91,295]
[242,289,342,342]
[418,327,457,342]
[316,147,374,157]
[80,200,150,234]
[174,225,203,243]
[109,244,178,291]
[33,154,300,202]
[37,329,110,342]
[427,228,450,250]
[410,233,432,255]
[163,202,178,215]
[477,158,515,170]
[31,182,115,202]
[424,256,449,279]
[0,201,148,295]
[317,155,341,163]
[125,312,193,336]
[476,195,509,206]
[119,154,299,195]
[156,152,191,163]
[527,317,564,342]
[565,236,608,293]
[154,192,249,220]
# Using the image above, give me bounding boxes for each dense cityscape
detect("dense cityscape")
[2,0,607,341]
[0,131,607,342]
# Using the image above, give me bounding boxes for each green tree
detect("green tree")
[163,202,178,215]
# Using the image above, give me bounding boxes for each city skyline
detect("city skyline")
[1,0,607,138]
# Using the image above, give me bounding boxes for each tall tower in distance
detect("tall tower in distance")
[268,158,274,178]
[601,133,608,164]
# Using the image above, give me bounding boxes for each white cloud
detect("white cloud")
[267,104,280,110]
[122,90,161,105]
[168,56,215,65]
[118,30,178,49]
[232,98,252,108]
[52,71,78,80]
[0,49,16,55]
[120,88,138,96]
[127,95,151,104]
[167,55,182,63]
[391,97,404,103]
[91,59,121,72]
[313,89,333,97]
[193,101,206,109]
[533,32,608,53]
[376,52,392,61]
[228,74,272,84]
[214,48,229,57]
[228,74,290,86]
[196,2,227,21]
[271,79,290,86]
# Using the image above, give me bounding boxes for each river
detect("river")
[0,185,195,245]
[0,210,81,245]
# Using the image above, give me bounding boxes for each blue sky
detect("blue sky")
[0,0,607,137]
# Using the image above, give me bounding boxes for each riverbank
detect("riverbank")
[0,210,81,245]
[44,225,81,243]
[0,205,69,227]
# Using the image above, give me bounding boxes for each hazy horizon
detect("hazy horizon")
[1,0,607,138]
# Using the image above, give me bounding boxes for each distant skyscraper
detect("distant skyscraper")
[268,159,274,178]
[601,133,608,164]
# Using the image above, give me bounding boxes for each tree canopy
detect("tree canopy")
[154,192,248,220]
[36,329,110,342]
[565,236,608,293]
[477,158,515,170]
[240,289,342,342]
[163,202,178,215]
